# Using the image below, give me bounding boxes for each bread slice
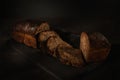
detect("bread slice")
[57,44,85,67]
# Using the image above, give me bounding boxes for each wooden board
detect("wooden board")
[0,39,102,80]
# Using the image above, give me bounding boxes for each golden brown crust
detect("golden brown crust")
[35,22,50,35]
[24,34,37,48]
[12,20,111,67]
[46,36,72,57]
[38,31,57,42]
[12,31,25,43]
[12,20,50,48]
[38,30,84,67]
[13,22,37,35]
[87,48,110,62]
[13,22,50,35]
[12,31,37,48]
[57,45,85,67]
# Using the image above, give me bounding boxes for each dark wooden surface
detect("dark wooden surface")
[0,33,119,80]
[0,39,102,80]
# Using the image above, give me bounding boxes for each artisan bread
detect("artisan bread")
[12,20,50,48]
[80,32,111,63]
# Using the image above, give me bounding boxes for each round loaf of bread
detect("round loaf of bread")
[80,32,111,63]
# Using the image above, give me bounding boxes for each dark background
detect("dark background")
[0,0,119,80]
[0,0,119,44]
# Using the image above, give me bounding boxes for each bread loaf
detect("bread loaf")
[12,20,50,48]
[80,32,111,63]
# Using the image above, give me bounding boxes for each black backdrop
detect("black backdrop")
[0,0,119,44]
